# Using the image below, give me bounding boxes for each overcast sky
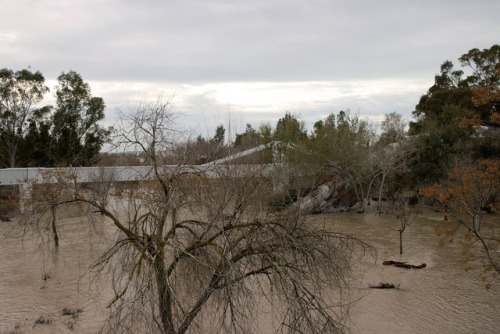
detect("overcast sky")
[2,0,499,139]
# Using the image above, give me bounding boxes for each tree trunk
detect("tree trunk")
[365,175,377,206]
[153,250,175,334]
[51,205,59,247]
[351,176,365,213]
[378,172,387,211]
[399,229,403,255]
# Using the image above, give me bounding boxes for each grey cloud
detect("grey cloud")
[2,0,499,139]
[3,0,499,83]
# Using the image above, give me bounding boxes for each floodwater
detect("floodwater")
[0,209,499,333]
[0,215,111,334]
[319,211,500,334]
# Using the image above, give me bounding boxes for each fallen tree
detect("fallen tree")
[285,165,351,214]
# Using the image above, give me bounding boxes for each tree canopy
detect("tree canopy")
[0,68,50,167]
[51,71,110,166]
[0,68,111,167]
[409,44,500,182]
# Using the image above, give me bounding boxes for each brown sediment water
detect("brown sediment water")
[318,211,500,334]
[0,210,499,333]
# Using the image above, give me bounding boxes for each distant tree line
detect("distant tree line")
[186,44,500,192]
[3,45,498,193]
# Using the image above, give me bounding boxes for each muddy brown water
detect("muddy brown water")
[1,210,499,333]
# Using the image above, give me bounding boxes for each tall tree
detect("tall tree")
[0,68,50,167]
[378,112,407,146]
[212,124,225,144]
[409,45,500,183]
[409,57,474,182]
[335,112,376,212]
[309,113,336,158]
[411,60,473,127]
[459,45,500,120]
[51,71,110,166]
[373,112,414,208]
[459,45,500,158]
[273,112,307,144]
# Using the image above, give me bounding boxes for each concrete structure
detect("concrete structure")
[0,142,288,213]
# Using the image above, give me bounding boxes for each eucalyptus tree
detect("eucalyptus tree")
[29,98,367,333]
[51,71,110,166]
[459,44,500,123]
[409,44,500,182]
[0,68,50,167]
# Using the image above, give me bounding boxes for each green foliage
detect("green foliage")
[213,124,225,144]
[273,112,307,144]
[409,44,500,182]
[411,61,472,125]
[459,45,500,89]
[18,119,52,166]
[0,68,110,167]
[232,123,273,164]
[377,112,407,146]
[309,113,336,159]
[459,45,500,127]
[308,111,376,210]
[411,44,500,131]
[309,110,373,165]
[0,68,50,167]
[234,123,264,148]
[51,71,110,166]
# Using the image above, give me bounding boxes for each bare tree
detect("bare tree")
[24,168,79,248]
[28,98,368,333]
[22,166,115,250]
[383,192,420,255]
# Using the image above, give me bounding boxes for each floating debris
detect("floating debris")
[383,260,426,269]
[369,282,399,289]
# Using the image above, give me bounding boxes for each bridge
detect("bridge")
[0,142,288,213]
